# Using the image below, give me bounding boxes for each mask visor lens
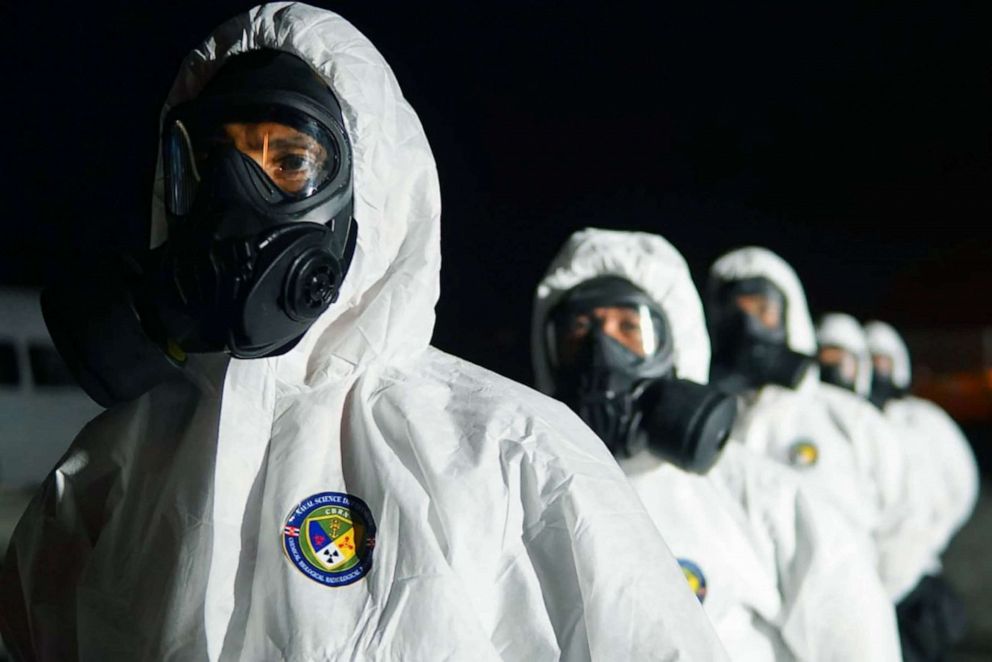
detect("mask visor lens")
[170,103,340,203]
[552,304,665,367]
[206,116,335,197]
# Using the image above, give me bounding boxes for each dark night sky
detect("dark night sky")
[2,1,990,384]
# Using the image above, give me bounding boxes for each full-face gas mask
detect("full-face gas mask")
[818,345,861,393]
[707,277,814,393]
[869,352,905,408]
[42,50,357,407]
[546,276,736,473]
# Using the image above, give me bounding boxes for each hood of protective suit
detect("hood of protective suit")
[708,247,817,356]
[816,313,872,397]
[864,320,912,390]
[1,6,730,661]
[531,228,710,394]
[150,2,441,385]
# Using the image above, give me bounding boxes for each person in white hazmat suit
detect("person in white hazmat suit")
[864,320,978,661]
[704,248,928,603]
[815,313,938,568]
[816,312,940,584]
[0,5,730,661]
[864,320,979,551]
[531,228,902,661]
[815,313,959,652]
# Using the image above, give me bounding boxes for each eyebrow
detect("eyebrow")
[267,137,319,150]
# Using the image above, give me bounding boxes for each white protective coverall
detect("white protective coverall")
[531,229,901,661]
[0,5,729,661]
[864,320,979,555]
[709,248,927,602]
[815,313,873,398]
[817,313,947,581]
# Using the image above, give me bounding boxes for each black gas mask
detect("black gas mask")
[869,354,905,408]
[817,345,861,393]
[706,277,814,393]
[42,50,357,407]
[547,276,736,474]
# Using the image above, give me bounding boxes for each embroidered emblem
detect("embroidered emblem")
[788,439,819,467]
[678,558,708,603]
[282,492,377,587]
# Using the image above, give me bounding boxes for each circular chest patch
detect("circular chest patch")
[678,558,708,603]
[282,491,377,587]
[788,440,820,467]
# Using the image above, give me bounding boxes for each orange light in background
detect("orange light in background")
[914,369,992,423]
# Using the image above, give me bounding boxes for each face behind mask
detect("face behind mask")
[707,277,814,392]
[42,50,357,407]
[818,345,860,393]
[869,354,905,408]
[548,276,735,473]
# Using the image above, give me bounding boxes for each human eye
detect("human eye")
[619,309,642,333]
[267,149,322,193]
[620,320,639,333]
[569,315,591,336]
[278,152,312,172]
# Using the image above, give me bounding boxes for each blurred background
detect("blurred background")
[0,1,989,658]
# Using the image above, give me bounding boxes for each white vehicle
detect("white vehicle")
[0,287,102,489]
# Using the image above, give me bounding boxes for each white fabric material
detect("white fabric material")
[864,320,912,390]
[865,321,980,555]
[815,313,872,397]
[735,382,933,601]
[710,248,927,601]
[882,397,980,556]
[733,383,879,534]
[532,229,901,660]
[623,444,902,662]
[0,5,728,661]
